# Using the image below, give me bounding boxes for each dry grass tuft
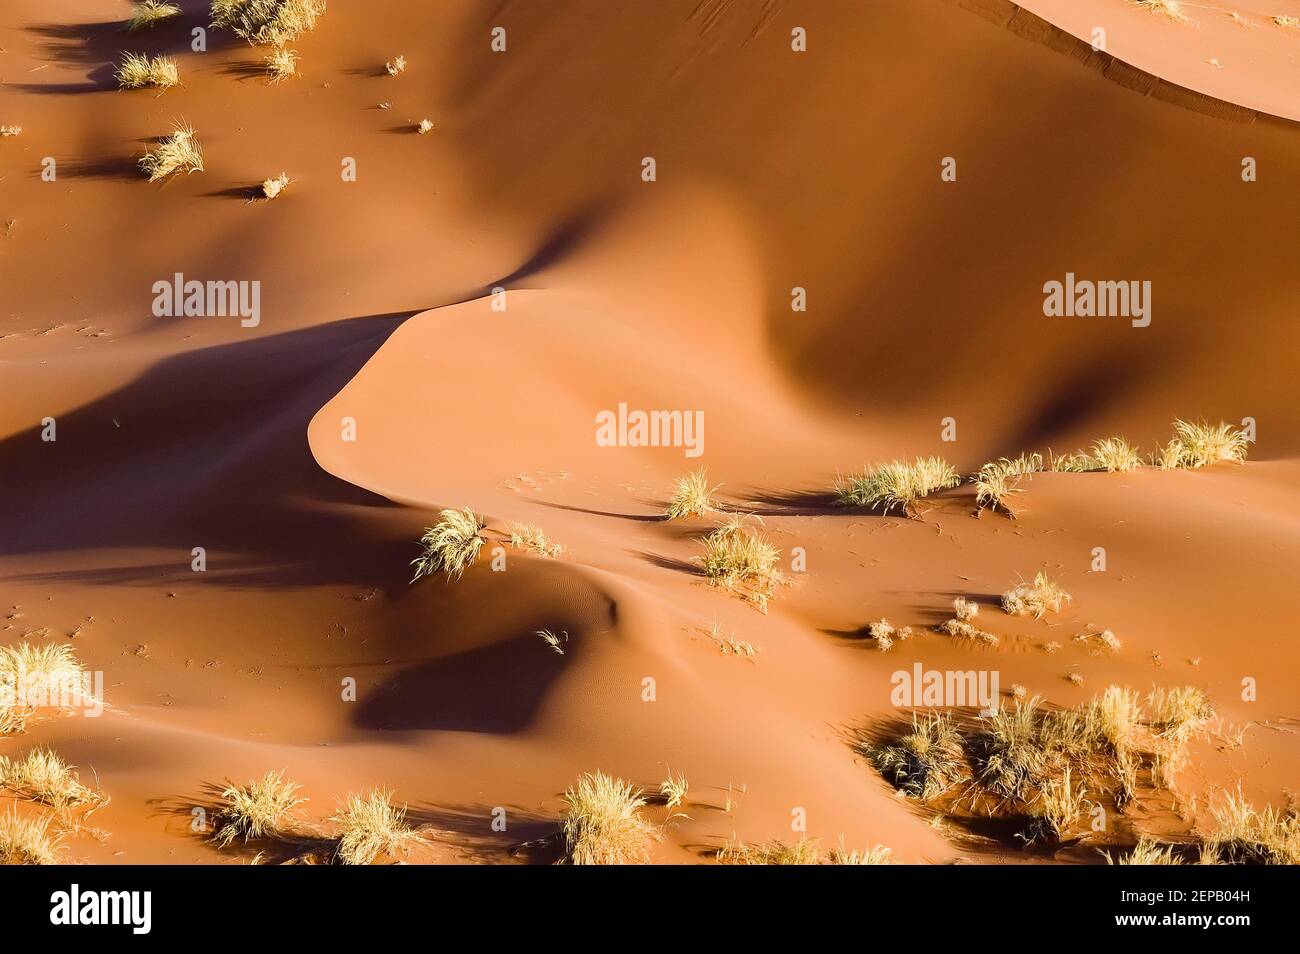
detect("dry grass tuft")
[536,629,567,655]
[265,47,298,81]
[0,125,23,137]
[385,55,407,76]
[211,0,326,46]
[116,53,180,90]
[835,457,959,517]
[973,454,1041,515]
[411,508,487,582]
[211,770,307,847]
[331,789,425,865]
[697,516,786,613]
[416,119,434,134]
[1090,436,1143,472]
[1002,571,1071,619]
[1023,765,1088,843]
[665,468,719,519]
[1,642,91,735]
[1274,15,1300,29]
[0,748,108,815]
[139,123,204,181]
[1109,837,1185,865]
[0,808,61,865]
[718,836,890,865]
[507,523,563,558]
[1157,420,1250,469]
[261,172,290,199]
[703,621,759,659]
[867,711,968,801]
[659,773,689,811]
[561,771,656,865]
[1129,0,1190,22]
[1205,789,1300,864]
[128,0,182,31]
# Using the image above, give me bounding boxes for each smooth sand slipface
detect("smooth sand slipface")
[0,0,1297,863]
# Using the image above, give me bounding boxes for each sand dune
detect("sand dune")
[1,0,1297,866]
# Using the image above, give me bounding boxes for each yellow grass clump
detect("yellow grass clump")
[211,0,326,46]
[331,788,426,865]
[659,773,689,811]
[1205,789,1300,864]
[0,642,90,735]
[116,52,180,90]
[386,55,407,76]
[139,123,204,181]
[1023,766,1088,843]
[0,808,61,865]
[704,621,759,659]
[1109,837,1185,865]
[507,523,563,558]
[1156,420,1250,469]
[261,172,290,199]
[835,457,959,517]
[211,770,306,847]
[411,508,487,582]
[866,711,967,801]
[665,467,719,519]
[1274,15,1300,29]
[536,629,567,655]
[561,771,656,865]
[697,516,786,612]
[1002,571,1071,619]
[128,0,182,31]
[1129,0,1190,22]
[416,119,434,135]
[973,453,1041,515]
[265,47,298,81]
[1090,436,1143,472]
[0,748,108,815]
[940,597,998,643]
[0,126,22,137]
[717,836,891,865]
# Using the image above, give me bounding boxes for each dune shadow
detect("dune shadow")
[631,549,704,577]
[535,500,662,522]
[52,155,142,181]
[0,311,419,592]
[407,802,561,864]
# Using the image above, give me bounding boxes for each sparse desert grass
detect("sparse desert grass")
[0,808,61,865]
[211,0,326,46]
[560,771,656,865]
[972,696,1055,802]
[1157,420,1249,469]
[1274,15,1300,29]
[866,617,911,651]
[211,770,307,847]
[0,126,22,137]
[1074,629,1121,654]
[703,621,759,659]
[1002,571,1071,619]
[1090,436,1143,472]
[718,837,892,865]
[265,47,298,81]
[664,467,719,519]
[1023,766,1088,843]
[139,123,204,181]
[697,516,786,612]
[0,642,90,735]
[659,773,689,811]
[417,119,434,134]
[507,522,563,558]
[1129,0,1190,22]
[1108,837,1184,865]
[411,508,487,582]
[261,172,290,199]
[385,55,407,76]
[1205,789,1300,864]
[940,598,998,643]
[1048,449,1093,472]
[866,711,967,801]
[116,52,180,90]
[835,457,959,517]
[128,0,182,31]
[0,748,108,815]
[330,789,425,865]
[1147,686,1215,787]
[536,629,567,655]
